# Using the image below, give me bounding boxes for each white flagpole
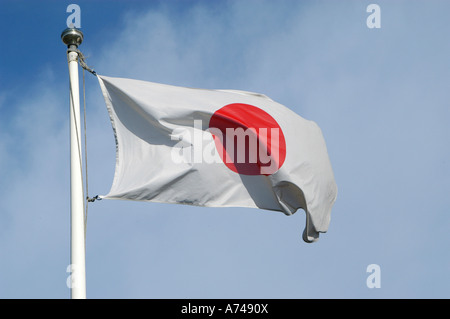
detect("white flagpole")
[61,28,86,299]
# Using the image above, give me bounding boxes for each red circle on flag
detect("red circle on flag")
[209,103,286,176]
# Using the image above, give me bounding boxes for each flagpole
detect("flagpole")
[61,28,86,299]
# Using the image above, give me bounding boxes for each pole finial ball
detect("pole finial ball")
[61,28,84,47]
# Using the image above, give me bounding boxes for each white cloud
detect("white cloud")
[0,73,70,297]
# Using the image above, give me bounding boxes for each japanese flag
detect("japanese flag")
[97,75,337,243]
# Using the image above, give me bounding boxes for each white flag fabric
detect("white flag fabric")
[97,75,337,242]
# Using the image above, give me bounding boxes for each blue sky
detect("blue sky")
[0,0,449,299]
